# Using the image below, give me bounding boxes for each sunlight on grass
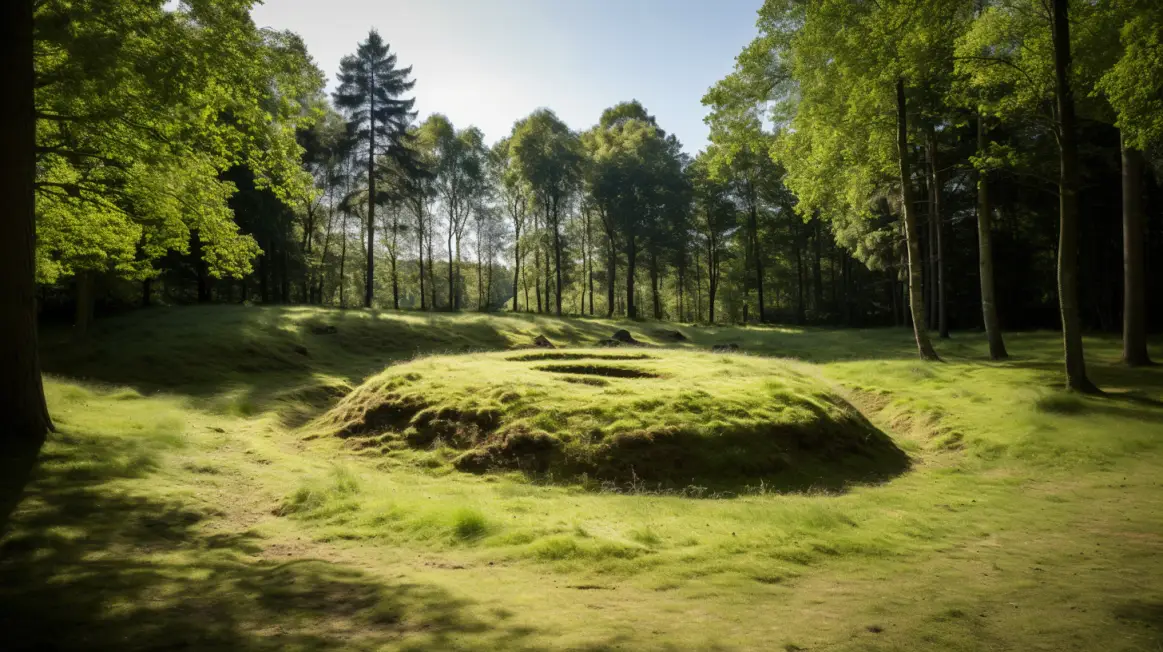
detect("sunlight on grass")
[6,306,1162,651]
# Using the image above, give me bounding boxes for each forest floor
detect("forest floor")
[3,305,1162,651]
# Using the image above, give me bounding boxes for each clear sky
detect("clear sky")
[250,0,761,154]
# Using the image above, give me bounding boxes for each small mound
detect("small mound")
[313,350,909,491]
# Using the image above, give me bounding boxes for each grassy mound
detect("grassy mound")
[314,350,908,490]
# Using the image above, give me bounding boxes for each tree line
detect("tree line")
[3,0,1163,446]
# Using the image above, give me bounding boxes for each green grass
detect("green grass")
[313,348,907,489]
[2,304,1162,651]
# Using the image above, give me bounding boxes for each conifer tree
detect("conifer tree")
[334,30,417,308]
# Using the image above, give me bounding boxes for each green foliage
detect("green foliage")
[1095,1,1163,148]
[34,0,323,284]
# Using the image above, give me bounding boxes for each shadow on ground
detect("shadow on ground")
[0,427,550,651]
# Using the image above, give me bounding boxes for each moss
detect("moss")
[317,349,909,491]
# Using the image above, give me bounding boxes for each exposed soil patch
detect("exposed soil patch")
[533,364,660,379]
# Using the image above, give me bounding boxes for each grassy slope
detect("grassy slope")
[1,304,1161,651]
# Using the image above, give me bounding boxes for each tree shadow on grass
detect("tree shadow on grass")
[37,306,929,424]
[0,427,548,651]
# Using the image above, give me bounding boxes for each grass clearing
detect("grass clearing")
[2,305,1161,650]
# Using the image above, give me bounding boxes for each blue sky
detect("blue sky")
[250,0,761,154]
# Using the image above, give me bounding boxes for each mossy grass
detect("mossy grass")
[314,349,908,490]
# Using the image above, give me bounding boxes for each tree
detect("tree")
[333,29,416,309]
[421,115,487,310]
[975,115,1010,359]
[2,0,52,445]
[759,0,953,359]
[511,109,582,316]
[1095,0,1161,366]
[492,137,531,312]
[690,152,737,323]
[7,0,321,443]
[34,2,322,328]
[1050,0,1098,391]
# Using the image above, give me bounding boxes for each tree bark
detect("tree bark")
[338,212,347,308]
[390,217,399,312]
[1051,0,1098,392]
[926,125,949,338]
[1121,131,1152,366]
[708,234,718,324]
[606,228,617,318]
[1,0,52,444]
[512,220,520,312]
[534,213,542,313]
[364,80,376,309]
[977,115,1008,359]
[794,216,806,325]
[649,251,661,320]
[626,236,638,319]
[553,198,563,316]
[812,217,823,315]
[895,78,940,361]
[586,210,595,316]
[748,194,765,322]
[448,227,455,311]
[427,228,436,310]
[417,209,426,311]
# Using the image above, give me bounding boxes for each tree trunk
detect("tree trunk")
[142,278,152,307]
[193,232,212,303]
[553,199,563,316]
[0,0,50,462]
[448,226,455,311]
[339,213,347,308]
[317,199,336,304]
[586,210,595,316]
[607,233,617,318]
[300,208,312,304]
[895,78,940,361]
[512,223,520,312]
[523,263,530,313]
[696,245,705,323]
[977,115,1008,359]
[749,196,765,322]
[649,252,661,320]
[390,254,399,311]
[794,217,806,325]
[427,232,436,310]
[534,223,542,313]
[626,236,637,319]
[477,229,484,311]
[812,217,823,315]
[1051,0,1097,392]
[1121,132,1152,366]
[926,125,949,338]
[708,238,718,324]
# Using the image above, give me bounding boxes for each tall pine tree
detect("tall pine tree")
[334,30,416,308]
